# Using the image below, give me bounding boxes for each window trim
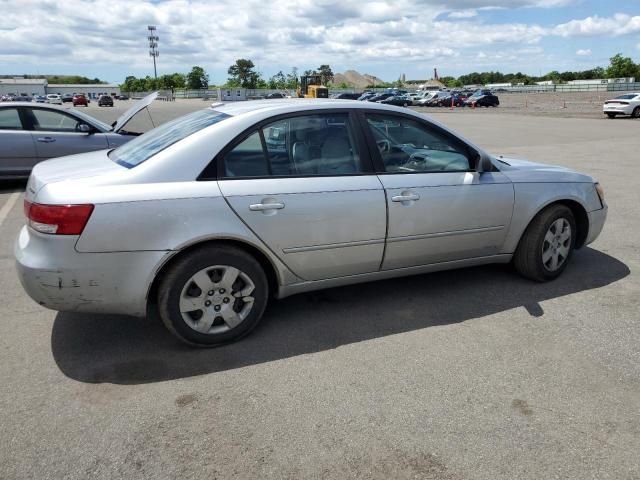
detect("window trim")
[355,109,481,175]
[199,109,375,181]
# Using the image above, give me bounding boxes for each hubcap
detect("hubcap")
[541,218,572,272]
[179,265,255,335]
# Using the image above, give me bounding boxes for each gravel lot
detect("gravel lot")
[1,99,639,479]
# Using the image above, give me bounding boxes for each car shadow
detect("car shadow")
[51,247,629,384]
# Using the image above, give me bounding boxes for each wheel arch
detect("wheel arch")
[146,237,283,313]
[518,198,589,250]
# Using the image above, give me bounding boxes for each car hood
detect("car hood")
[495,156,594,183]
[111,91,158,133]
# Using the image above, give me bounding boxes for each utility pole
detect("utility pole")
[148,25,159,80]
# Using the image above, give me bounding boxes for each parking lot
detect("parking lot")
[1,101,639,479]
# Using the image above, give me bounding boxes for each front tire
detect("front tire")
[158,245,268,346]
[513,205,576,282]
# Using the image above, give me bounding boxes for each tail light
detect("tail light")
[605,101,629,105]
[24,200,94,235]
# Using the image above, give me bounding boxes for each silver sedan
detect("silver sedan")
[0,92,156,179]
[15,99,607,346]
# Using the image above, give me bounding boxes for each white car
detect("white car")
[46,94,62,105]
[603,93,640,119]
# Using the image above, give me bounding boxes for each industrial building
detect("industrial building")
[0,78,120,98]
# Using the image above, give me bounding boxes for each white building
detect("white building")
[0,78,120,98]
[217,88,247,101]
[47,84,120,99]
[0,78,47,96]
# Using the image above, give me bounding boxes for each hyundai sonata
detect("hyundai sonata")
[15,100,607,346]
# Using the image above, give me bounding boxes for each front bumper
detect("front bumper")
[585,205,607,246]
[15,226,168,317]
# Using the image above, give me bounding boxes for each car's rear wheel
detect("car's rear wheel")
[632,107,640,118]
[513,204,576,282]
[158,245,268,346]
[606,113,616,119]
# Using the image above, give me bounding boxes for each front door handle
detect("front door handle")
[36,137,56,143]
[391,193,420,202]
[249,202,285,211]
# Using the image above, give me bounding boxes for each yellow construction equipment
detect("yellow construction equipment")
[297,75,329,98]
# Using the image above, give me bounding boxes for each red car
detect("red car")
[72,95,89,107]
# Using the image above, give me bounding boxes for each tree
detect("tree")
[286,67,299,89]
[269,70,287,89]
[227,59,260,88]
[187,66,209,89]
[317,64,334,85]
[606,53,639,79]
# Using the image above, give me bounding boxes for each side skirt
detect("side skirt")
[276,254,513,299]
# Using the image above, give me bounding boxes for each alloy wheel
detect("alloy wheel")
[541,218,572,271]
[179,265,255,335]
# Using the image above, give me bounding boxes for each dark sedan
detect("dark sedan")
[98,95,114,107]
[379,95,411,107]
[464,90,500,107]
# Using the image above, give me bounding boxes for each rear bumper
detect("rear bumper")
[585,206,607,246]
[603,106,632,115]
[15,226,168,317]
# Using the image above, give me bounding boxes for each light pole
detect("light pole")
[148,25,159,80]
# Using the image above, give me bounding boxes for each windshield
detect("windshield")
[614,94,637,100]
[109,109,231,168]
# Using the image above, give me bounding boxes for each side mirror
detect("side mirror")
[79,123,92,134]
[476,154,493,173]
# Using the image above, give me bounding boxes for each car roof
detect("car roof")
[209,98,414,117]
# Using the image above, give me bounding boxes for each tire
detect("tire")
[513,204,576,282]
[606,113,616,119]
[158,245,269,346]
[632,107,640,119]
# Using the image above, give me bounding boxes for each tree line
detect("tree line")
[119,53,639,92]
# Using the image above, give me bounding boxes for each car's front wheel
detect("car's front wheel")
[158,245,269,346]
[513,204,576,282]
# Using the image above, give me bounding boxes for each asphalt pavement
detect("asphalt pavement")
[1,102,638,479]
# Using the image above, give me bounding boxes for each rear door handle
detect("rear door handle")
[249,202,285,211]
[391,193,420,202]
[36,137,56,143]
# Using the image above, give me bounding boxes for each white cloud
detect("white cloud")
[448,10,478,19]
[554,14,640,37]
[576,48,592,56]
[0,0,635,81]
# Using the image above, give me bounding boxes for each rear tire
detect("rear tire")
[158,245,269,347]
[632,107,640,118]
[513,205,576,282]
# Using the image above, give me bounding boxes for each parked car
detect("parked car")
[0,92,158,179]
[464,90,500,107]
[61,94,74,103]
[15,99,607,347]
[602,93,640,119]
[379,95,412,107]
[367,93,394,102]
[72,94,89,107]
[9,95,32,102]
[119,95,129,100]
[264,92,285,99]
[332,93,361,100]
[32,95,46,103]
[98,95,114,107]
[357,92,377,101]
[46,94,62,105]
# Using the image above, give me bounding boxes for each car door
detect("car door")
[24,107,108,160]
[0,106,38,176]
[216,111,387,281]
[360,111,514,270]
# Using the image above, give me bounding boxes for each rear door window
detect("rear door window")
[0,108,23,130]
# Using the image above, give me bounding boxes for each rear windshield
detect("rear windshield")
[614,94,637,100]
[109,109,231,168]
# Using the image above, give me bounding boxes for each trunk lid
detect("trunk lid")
[25,150,125,202]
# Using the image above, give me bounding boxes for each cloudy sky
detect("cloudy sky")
[1,0,639,83]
